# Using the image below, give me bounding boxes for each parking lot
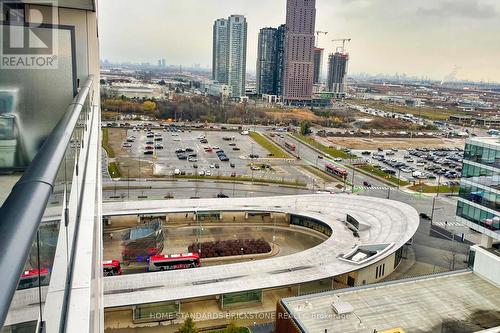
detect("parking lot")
[112,125,308,183]
[351,146,464,186]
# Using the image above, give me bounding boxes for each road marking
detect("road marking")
[355,186,391,190]
[432,221,463,228]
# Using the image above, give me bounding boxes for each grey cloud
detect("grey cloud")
[417,0,498,19]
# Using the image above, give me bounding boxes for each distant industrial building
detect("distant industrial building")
[201,80,232,99]
[212,15,247,99]
[158,59,166,68]
[283,0,316,104]
[449,115,500,129]
[327,51,349,99]
[313,47,323,84]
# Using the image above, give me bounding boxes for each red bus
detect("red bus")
[103,260,122,276]
[18,268,50,290]
[325,163,348,179]
[285,142,296,151]
[148,253,201,272]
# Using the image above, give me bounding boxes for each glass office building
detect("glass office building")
[456,137,500,242]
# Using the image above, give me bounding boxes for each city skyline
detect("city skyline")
[98,0,500,82]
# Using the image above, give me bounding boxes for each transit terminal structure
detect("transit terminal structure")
[101,194,419,323]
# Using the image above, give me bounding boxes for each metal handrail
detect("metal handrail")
[0,75,94,328]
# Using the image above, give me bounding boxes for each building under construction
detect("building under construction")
[327,51,349,99]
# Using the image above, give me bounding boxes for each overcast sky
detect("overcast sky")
[98,0,500,82]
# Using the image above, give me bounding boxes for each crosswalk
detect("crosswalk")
[355,186,391,191]
[432,221,463,228]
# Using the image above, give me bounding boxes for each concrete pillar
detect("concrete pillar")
[480,234,494,248]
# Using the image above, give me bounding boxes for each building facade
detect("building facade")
[283,0,316,104]
[313,47,323,84]
[212,15,247,100]
[327,51,349,99]
[227,15,247,99]
[275,24,286,97]
[456,137,500,243]
[212,18,229,84]
[456,137,500,286]
[256,27,277,95]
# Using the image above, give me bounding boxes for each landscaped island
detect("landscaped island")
[188,239,271,258]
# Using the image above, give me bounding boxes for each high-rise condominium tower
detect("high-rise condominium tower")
[256,25,286,96]
[313,47,323,84]
[212,15,247,99]
[212,18,229,84]
[327,52,349,99]
[256,27,277,95]
[283,0,316,104]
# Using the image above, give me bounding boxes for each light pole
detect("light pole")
[127,168,130,200]
[436,174,441,198]
[397,168,401,189]
[138,155,141,183]
[350,164,355,193]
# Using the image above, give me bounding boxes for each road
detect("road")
[271,133,393,190]
[102,179,310,200]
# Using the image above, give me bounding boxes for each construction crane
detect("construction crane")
[315,31,328,47]
[331,38,351,53]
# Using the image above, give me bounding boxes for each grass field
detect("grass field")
[291,133,356,159]
[351,99,466,121]
[249,131,290,158]
[409,183,460,193]
[358,165,410,186]
[107,162,121,178]
[102,128,115,158]
[301,165,338,182]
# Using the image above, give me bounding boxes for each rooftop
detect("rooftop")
[282,271,500,333]
[467,136,500,148]
[101,194,419,308]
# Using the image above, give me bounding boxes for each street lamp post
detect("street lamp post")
[127,168,130,200]
[350,164,355,193]
[397,168,401,189]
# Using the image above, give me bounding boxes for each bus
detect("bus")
[148,253,201,272]
[285,142,296,151]
[325,163,348,179]
[17,268,50,290]
[103,260,122,276]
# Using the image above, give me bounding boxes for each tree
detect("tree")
[142,100,157,112]
[300,121,312,136]
[179,317,198,333]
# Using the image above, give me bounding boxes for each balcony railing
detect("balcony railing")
[0,75,99,332]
